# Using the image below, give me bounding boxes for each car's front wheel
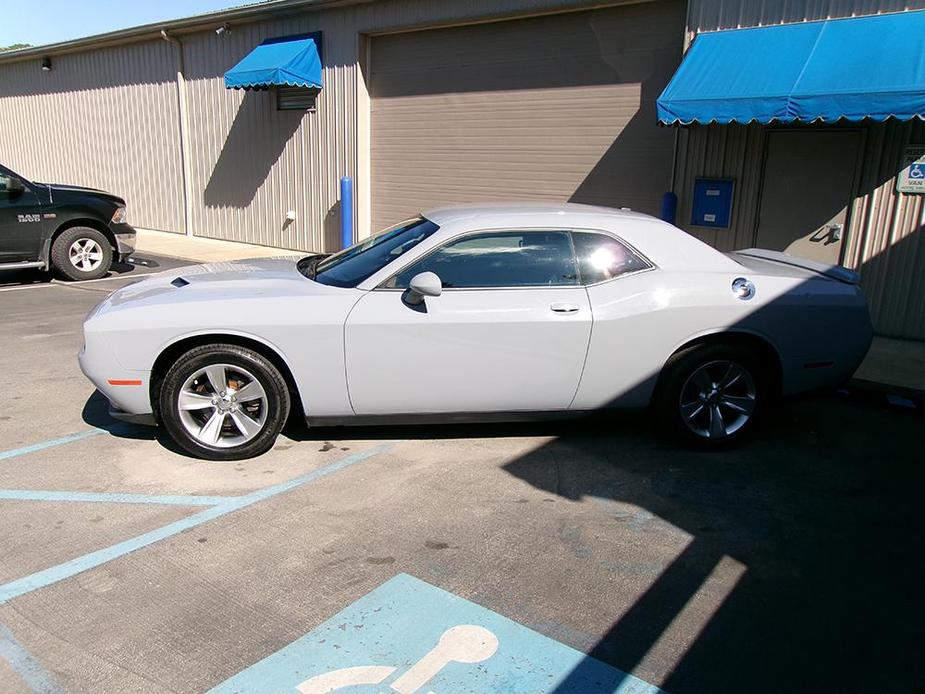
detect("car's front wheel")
[658,344,762,446]
[51,227,113,281]
[159,344,290,461]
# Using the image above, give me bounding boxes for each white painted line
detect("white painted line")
[0,283,57,293]
[0,489,231,506]
[0,623,64,694]
[50,274,149,287]
[0,429,106,462]
[0,272,141,292]
[0,443,394,604]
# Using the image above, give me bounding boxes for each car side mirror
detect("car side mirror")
[4,177,26,196]
[405,271,442,305]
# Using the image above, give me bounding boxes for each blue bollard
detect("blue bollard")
[340,176,353,249]
[660,191,678,225]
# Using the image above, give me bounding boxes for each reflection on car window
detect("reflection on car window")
[385,231,579,289]
[0,173,15,198]
[310,218,439,288]
[572,232,651,284]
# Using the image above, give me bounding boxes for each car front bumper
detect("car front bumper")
[111,223,136,260]
[78,335,153,421]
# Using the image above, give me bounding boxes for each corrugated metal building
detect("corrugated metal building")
[1,0,923,338]
[675,1,925,341]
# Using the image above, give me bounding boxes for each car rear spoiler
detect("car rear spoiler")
[734,248,861,285]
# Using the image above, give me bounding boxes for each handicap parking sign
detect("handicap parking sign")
[209,573,663,694]
[897,147,925,193]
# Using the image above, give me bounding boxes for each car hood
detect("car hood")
[91,256,342,316]
[40,182,125,206]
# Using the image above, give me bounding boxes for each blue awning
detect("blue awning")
[657,11,925,124]
[224,34,322,90]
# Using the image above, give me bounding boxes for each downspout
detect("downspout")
[162,30,194,237]
[662,1,694,224]
[672,0,696,191]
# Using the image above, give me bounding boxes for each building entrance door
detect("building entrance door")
[755,130,862,265]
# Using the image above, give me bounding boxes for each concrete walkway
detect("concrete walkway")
[852,336,925,400]
[134,228,303,263]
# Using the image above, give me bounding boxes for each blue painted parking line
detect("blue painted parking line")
[210,573,664,694]
[0,489,231,506]
[0,444,393,605]
[0,429,106,462]
[0,623,64,694]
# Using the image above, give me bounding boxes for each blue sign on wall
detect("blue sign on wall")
[691,178,734,228]
[209,573,664,693]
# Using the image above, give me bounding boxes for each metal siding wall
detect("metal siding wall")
[368,1,684,231]
[687,0,925,32]
[0,0,659,253]
[0,41,185,233]
[674,124,765,252]
[675,122,925,340]
[676,2,925,339]
[178,0,659,250]
[846,120,925,339]
[181,12,357,252]
[351,0,644,31]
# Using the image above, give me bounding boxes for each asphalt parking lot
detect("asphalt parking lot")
[0,257,923,693]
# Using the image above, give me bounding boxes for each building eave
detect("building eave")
[0,0,370,64]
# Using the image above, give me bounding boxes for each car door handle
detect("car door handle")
[549,303,580,314]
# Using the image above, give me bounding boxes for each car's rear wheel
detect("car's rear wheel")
[51,227,113,281]
[159,344,290,461]
[658,344,762,446]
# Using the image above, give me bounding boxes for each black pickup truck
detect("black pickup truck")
[0,163,135,280]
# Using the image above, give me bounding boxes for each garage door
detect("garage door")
[369,1,684,232]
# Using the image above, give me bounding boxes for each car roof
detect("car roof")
[423,201,654,225]
[420,202,740,272]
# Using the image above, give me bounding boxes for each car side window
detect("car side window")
[572,231,651,284]
[385,231,579,289]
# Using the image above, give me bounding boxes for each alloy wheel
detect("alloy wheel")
[679,360,757,439]
[68,238,104,272]
[177,363,268,448]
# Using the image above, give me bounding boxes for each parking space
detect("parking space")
[1,259,923,693]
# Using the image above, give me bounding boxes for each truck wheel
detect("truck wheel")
[158,344,290,461]
[51,227,113,281]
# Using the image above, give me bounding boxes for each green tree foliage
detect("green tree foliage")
[0,44,32,52]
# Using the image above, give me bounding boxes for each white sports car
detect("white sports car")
[80,203,872,460]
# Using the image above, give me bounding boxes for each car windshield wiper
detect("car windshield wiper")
[300,254,330,280]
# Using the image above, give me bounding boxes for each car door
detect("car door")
[0,168,45,262]
[344,230,592,415]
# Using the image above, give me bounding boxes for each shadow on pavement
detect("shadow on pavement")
[82,373,924,692]
[499,393,924,693]
[0,256,159,288]
[81,390,192,458]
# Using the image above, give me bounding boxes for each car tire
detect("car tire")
[158,344,291,461]
[657,343,764,447]
[51,227,113,281]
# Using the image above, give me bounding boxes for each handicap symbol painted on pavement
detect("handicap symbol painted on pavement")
[209,573,664,694]
[298,624,498,693]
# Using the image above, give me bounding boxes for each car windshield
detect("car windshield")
[306,217,439,288]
